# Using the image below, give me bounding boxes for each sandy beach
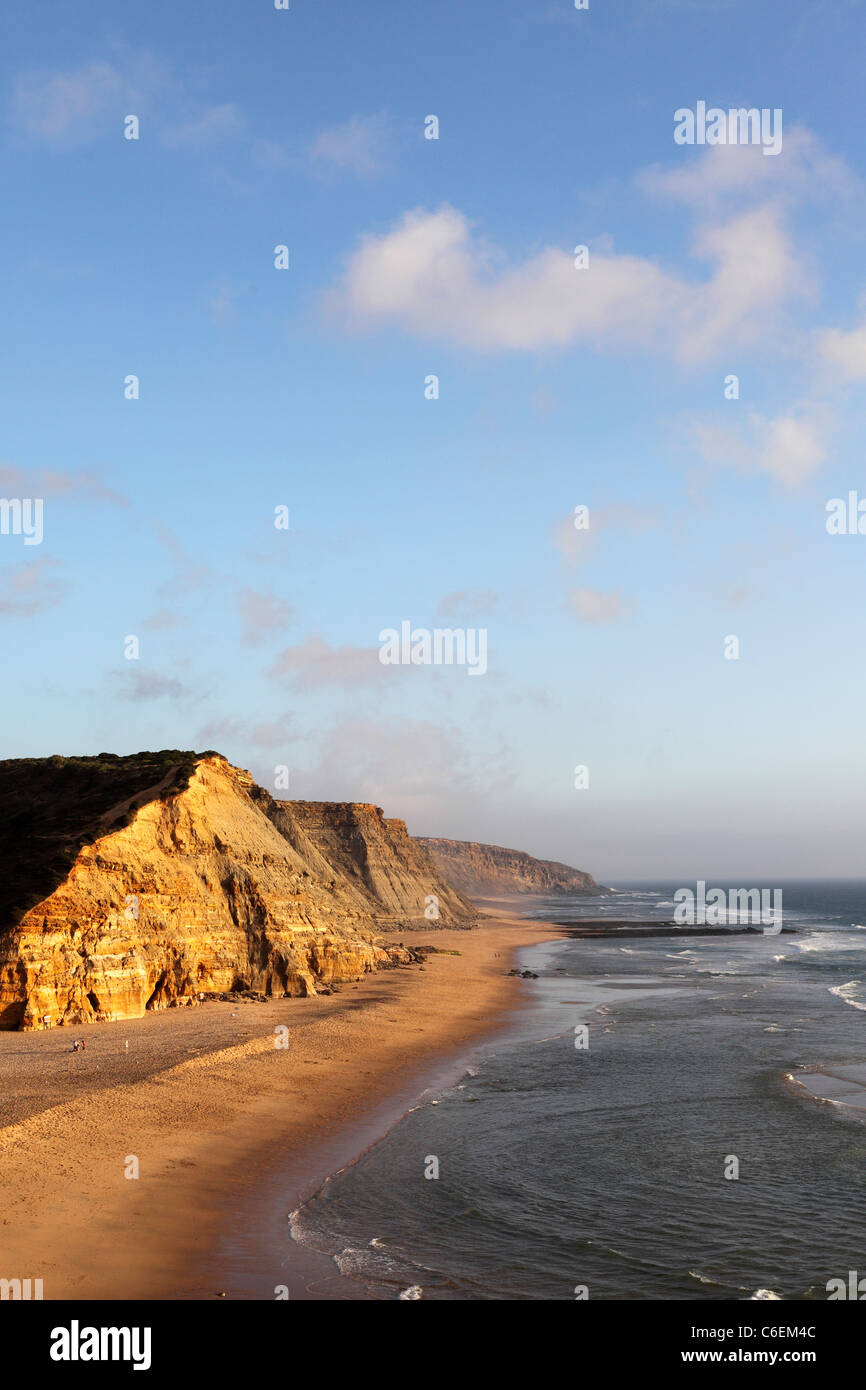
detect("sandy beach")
[0,916,560,1300]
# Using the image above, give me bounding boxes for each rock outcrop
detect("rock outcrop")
[0,753,474,1031]
[284,802,474,928]
[416,837,608,899]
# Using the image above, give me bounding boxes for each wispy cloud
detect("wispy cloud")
[297,715,512,817]
[149,526,213,604]
[268,636,386,690]
[140,608,181,632]
[114,669,191,702]
[724,583,753,608]
[7,53,244,152]
[198,712,295,750]
[569,588,630,624]
[237,588,294,645]
[553,504,657,568]
[0,464,128,507]
[8,61,127,144]
[162,102,244,148]
[436,589,499,619]
[0,558,64,616]
[205,277,243,327]
[309,112,392,178]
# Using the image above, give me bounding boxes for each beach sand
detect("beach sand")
[0,916,560,1301]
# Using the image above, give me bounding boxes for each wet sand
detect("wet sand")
[0,917,561,1300]
[788,1063,866,1113]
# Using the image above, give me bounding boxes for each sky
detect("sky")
[1,0,865,879]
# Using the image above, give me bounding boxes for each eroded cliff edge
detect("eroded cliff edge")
[416,837,609,898]
[285,801,473,927]
[0,753,475,1030]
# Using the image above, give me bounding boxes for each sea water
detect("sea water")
[288,881,866,1300]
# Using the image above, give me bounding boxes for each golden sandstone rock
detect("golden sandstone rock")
[0,753,476,1030]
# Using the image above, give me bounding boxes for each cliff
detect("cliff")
[0,753,473,1031]
[416,837,608,899]
[284,801,476,928]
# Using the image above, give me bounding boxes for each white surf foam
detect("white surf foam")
[829,980,866,1012]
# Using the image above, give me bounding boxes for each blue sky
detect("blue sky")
[2,0,865,878]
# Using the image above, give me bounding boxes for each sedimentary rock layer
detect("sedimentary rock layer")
[285,801,476,928]
[0,753,472,1031]
[416,837,607,898]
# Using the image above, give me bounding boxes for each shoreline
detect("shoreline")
[0,916,563,1301]
[208,1020,521,1301]
[785,1063,866,1120]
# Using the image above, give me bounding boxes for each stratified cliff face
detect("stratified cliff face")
[284,802,476,928]
[0,754,455,1031]
[416,838,608,899]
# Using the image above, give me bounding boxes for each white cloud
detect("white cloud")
[327,205,673,352]
[676,204,807,362]
[818,316,866,383]
[757,414,828,487]
[326,200,806,361]
[638,126,858,210]
[695,410,828,488]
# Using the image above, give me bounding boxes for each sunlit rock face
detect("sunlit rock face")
[284,800,477,929]
[0,753,471,1031]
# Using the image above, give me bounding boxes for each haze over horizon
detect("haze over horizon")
[2,1,865,880]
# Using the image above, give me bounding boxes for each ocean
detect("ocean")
[288,881,866,1300]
